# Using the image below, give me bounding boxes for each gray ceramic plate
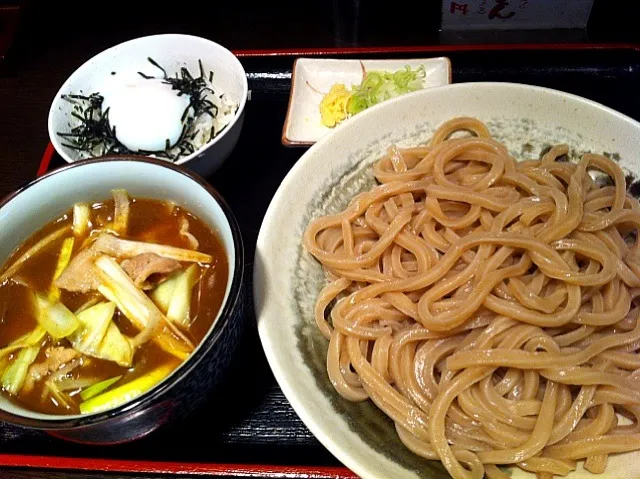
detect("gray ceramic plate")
[254,82,640,479]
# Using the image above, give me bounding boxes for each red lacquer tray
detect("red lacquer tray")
[3,42,640,478]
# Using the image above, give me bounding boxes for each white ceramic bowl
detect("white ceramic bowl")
[0,156,245,444]
[47,34,248,176]
[254,82,640,479]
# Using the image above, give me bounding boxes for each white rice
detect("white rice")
[72,71,238,161]
[189,88,238,149]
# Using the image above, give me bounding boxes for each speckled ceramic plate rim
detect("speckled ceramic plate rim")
[254,82,640,479]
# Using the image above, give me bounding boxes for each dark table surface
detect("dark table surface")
[2,2,640,478]
[1,0,640,199]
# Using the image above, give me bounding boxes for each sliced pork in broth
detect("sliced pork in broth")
[0,190,228,415]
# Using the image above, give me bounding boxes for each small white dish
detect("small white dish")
[0,155,245,444]
[282,57,451,147]
[48,34,249,177]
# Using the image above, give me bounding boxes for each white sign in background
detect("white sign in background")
[441,0,595,30]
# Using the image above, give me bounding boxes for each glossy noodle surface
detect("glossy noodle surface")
[303,117,640,478]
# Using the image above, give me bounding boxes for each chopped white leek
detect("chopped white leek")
[111,189,130,235]
[49,237,75,301]
[52,237,75,282]
[69,301,133,367]
[72,203,91,238]
[1,346,40,395]
[96,323,133,367]
[70,301,115,352]
[0,226,71,283]
[0,356,9,378]
[98,285,140,323]
[149,271,181,312]
[35,293,80,339]
[166,265,200,327]
[94,256,193,360]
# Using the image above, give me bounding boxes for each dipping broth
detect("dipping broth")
[0,190,228,415]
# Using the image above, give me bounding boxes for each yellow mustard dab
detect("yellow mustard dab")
[319,84,351,128]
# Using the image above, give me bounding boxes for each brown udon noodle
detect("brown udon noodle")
[303,117,640,479]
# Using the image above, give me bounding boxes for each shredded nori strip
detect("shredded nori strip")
[57,57,228,162]
[57,94,132,156]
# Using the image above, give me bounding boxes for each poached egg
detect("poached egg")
[101,72,191,152]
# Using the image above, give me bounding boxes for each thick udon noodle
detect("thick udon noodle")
[303,118,640,479]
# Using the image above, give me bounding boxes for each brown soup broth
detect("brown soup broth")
[0,197,229,415]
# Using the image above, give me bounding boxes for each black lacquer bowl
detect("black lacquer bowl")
[0,155,245,444]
